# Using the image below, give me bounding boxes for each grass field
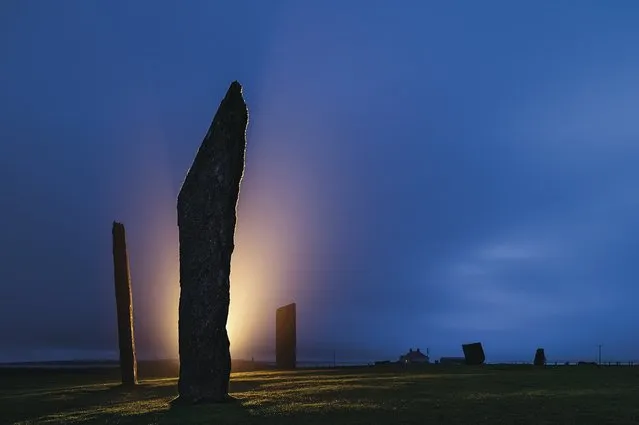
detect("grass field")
[2,363,639,424]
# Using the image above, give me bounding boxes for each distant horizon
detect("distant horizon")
[0,347,629,365]
[1,357,631,366]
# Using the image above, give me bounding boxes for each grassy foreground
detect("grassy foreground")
[2,364,639,424]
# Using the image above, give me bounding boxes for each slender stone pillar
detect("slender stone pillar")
[111,221,138,386]
[175,81,249,404]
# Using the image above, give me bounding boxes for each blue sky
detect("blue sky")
[2,0,639,364]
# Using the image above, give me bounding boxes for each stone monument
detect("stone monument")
[534,348,546,366]
[462,342,485,365]
[175,81,248,404]
[276,303,297,370]
[111,221,138,386]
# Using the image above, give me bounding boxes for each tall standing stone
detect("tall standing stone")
[534,348,546,366]
[111,221,138,386]
[175,81,248,404]
[276,303,297,370]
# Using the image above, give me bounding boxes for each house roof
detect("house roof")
[403,350,428,360]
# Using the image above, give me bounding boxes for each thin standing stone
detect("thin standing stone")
[111,221,138,386]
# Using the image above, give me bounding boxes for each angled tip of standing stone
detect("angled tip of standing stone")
[228,80,243,96]
[112,222,124,238]
[218,80,247,124]
[177,80,249,210]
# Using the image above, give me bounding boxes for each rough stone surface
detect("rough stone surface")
[275,303,297,370]
[111,221,138,386]
[461,342,485,365]
[533,348,546,366]
[176,81,248,404]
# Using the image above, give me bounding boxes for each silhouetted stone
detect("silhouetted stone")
[111,221,138,386]
[533,348,546,366]
[175,81,249,404]
[276,303,297,369]
[461,342,485,365]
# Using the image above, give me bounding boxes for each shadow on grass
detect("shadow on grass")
[2,377,269,424]
[3,366,639,424]
[2,381,167,424]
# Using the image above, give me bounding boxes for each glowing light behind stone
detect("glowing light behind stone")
[121,111,318,360]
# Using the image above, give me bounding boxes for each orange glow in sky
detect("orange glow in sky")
[131,146,314,360]
[226,171,312,358]
[124,80,324,361]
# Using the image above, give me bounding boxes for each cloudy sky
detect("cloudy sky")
[2,0,639,364]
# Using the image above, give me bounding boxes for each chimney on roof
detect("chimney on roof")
[409,348,413,353]
[416,348,421,353]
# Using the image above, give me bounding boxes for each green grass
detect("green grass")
[2,364,639,424]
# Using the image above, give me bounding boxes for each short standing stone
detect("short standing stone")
[111,221,138,386]
[175,81,248,404]
[461,342,486,365]
[275,303,297,370]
